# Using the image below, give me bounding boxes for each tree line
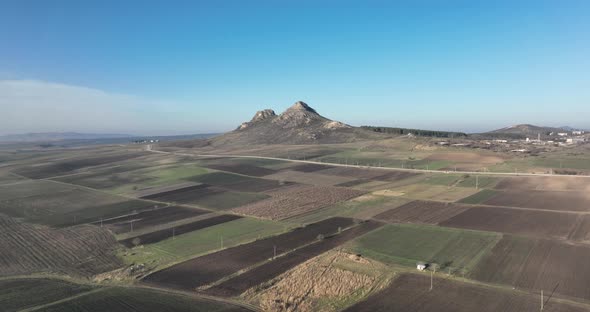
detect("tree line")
[361,126,468,138]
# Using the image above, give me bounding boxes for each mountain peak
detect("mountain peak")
[286,101,318,114]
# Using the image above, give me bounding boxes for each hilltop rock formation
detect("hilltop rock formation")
[210,101,377,145]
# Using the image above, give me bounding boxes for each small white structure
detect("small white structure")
[573,130,585,135]
[417,264,427,271]
[557,132,568,137]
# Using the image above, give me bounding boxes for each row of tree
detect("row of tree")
[361,126,468,138]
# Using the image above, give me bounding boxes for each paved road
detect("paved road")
[146,146,590,178]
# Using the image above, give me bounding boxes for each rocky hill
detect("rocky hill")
[479,124,565,139]
[210,101,382,145]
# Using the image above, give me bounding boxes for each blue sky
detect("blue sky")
[1,0,589,135]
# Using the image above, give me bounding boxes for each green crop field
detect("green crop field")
[188,191,269,210]
[37,287,247,312]
[350,224,501,273]
[458,189,498,204]
[420,174,461,186]
[121,217,286,265]
[0,278,94,312]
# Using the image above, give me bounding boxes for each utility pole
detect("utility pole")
[130,221,134,232]
[541,290,544,310]
[475,175,479,190]
[100,218,103,228]
[172,227,175,240]
[273,245,276,260]
[220,235,223,249]
[430,270,433,291]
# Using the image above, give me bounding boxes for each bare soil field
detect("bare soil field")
[232,185,366,220]
[567,215,590,242]
[481,190,590,212]
[13,152,145,179]
[315,167,393,180]
[472,235,590,301]
[220,179,296,193]
[120,214,242,247]
[205,163,277,177]
[495,176,590,192]
[205,221,383,297]
[440,206,579,240]
[140,184,217,201]
[0,214,121,277]
[131,181,202,198]
[345,273,587,312]
[262,170,357,186]
[375,183,480,202]
[142,217,355,290]
[289,163,334,172]
[97,205,209,234]
[374,200,470,225]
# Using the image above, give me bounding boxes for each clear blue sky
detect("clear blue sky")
[1,0,589,135]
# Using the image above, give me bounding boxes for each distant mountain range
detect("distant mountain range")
[0,132,133,143]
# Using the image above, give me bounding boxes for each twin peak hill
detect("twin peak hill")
[210,101,379,145]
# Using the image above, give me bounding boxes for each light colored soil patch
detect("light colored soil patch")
[383,184,480,202]
[248,251,390,312]
[232,185,366,220]
[263,170,357,186]
[495,176,590,192]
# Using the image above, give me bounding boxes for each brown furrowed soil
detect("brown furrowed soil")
[139,184,222,202]
[495,176,590,192]
[120,214,242,247]
[315,167,395,180]
[142,217,355,290]
[99,205,208,234]
[205,221,383,298]
[232,185,366,220]
[567,215,590,242]
[481,190,590,212]
[440,206,580,240]
[345,273,587,312]
[289,163,334,172]
[373,200,470,225]
[472,235,590,301]
[220,179,296,193]
[0,214,121,277]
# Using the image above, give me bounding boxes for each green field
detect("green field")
[350,224,501,273]
[458,189,498,204]
[37,287,247,312]
[121,217,286,265]
[0,278,94,312]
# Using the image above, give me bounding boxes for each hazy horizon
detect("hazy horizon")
[1,1,589,135]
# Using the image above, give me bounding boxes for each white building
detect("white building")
[417,264,427,271]
[557,132,568,136]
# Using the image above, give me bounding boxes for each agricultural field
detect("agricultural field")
[263,170,358,186]
[440,206,580,240]
[286,194,410,225]
[373,183,480,202]
[0,180,155,226]
[120,217,286,265]
[461,189,590,212]
[120,214,243,247]
[471,235,590,301]
[204,163,277,176]
[205,220,383,297]
[13,152,146,179]
[142,217,356,290]
[373,200,470,225]
[349,224,501,272]
[0,278,94,312]
[245,250,391,312]
[98,205,209,234]
[232,185,366,220]
[0,214,121,277]
[37,286,250,312]
[494,176,590,192]
[345,273,587,312]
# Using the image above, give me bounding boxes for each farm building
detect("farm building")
[417,263,427,271]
